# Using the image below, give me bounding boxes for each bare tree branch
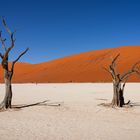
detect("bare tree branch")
[4,33,15,58]
[103,66,114,80]
[2,18,15,58]
[134,70,140,76]
[116,73,121,82]
[11,48,29,71]
[2,18,12,34]
[120,70,134,81]
[110,54,120,81]
[0,31,7,52]
[111,54,120,67]
[120,61,140,81]
[132,61,140,70]
[103,66,111,74]
[109,65,116,81]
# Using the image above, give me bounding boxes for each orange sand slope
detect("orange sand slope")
[1,46,140,83]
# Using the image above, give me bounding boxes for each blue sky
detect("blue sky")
[0,0,140,63]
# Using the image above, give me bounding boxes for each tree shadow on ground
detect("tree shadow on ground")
[11,100,61,109]
[98,101,140,108]
[130,102,140,107]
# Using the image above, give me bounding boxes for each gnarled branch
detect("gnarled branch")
[2,18,15,58]
[11,48,29,72]
[120,61,140,81]
[111,54,120,67]
[110,54,120,81]
[2,18,12,34]
[0,31,7,52]
[120,70,134,81]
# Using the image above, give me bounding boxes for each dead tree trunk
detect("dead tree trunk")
[112,82,125,107]
[112,82,119,106]
[0,18,29,110]
[104,54,140,107]
[1,70,12,109]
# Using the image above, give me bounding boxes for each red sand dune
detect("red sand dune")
[0,46,140,83]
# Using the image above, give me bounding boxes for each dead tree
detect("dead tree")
[0,18,29,110]
[104,54,140,107]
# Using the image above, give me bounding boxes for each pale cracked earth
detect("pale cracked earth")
[0,83,140,140]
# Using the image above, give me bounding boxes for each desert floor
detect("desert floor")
[0,83,140,140]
